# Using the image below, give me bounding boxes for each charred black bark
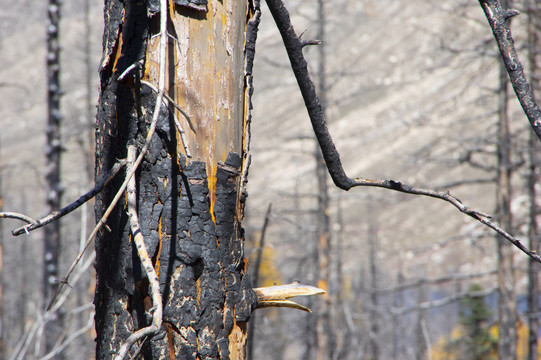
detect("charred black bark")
[95,83,254,360]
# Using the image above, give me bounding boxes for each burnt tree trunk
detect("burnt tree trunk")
[44,0,64,356]
[314,0,335,358]
[94,1,259,358]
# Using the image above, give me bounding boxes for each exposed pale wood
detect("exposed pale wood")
[254,282,325,313]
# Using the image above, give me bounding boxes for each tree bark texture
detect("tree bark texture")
[94,1,259,358]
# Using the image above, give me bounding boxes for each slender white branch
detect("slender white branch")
[0,212,36,224]
[114,0,168,356]
[114,146,164,359]
[117,60,143,81]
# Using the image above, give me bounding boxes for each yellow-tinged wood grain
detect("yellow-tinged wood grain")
[144,0,248,217]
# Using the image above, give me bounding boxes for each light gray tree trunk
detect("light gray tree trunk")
[496,2,517,355]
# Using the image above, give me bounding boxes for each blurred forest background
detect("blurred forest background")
[1,0,541,359]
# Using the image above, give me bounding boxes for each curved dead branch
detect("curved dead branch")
[264,0,541,263]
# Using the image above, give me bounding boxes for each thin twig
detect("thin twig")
[9,251,96,360]
[479,0,541,140]
[48,251,96,313]
[10,159,126,236]
[434,177,496,190]
[114,146,163,360]
[389,287,498,316]
[264,0,541,263]
[40,310,94,360]
[117,60,143,81]
[141,79,196,134]
[171,110,193,158]
[10,322,35,360]
[141,79,194,158]
[247,202,272,359]
[0,212,36,224]
[371,269,497,295]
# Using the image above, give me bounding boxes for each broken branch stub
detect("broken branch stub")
[253,282,325,313]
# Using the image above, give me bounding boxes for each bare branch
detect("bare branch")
[479,0,541,139]
[264,0,541,263]
[373,270,497,295]
[9,251,95,360]
[0,212,36,224]
[117,60,143,81]
[10,159,126,236]
[435,177,495,190]
[40,310,94,360]
[140,80,193,158]
[390,287,498,316]
[141,79,196,134]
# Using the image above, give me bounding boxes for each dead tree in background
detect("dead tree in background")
[495,2,517,356]
[391,272,405,359]
[314,0,335,358]
[44,0,64,356]
[368,224,379,360]
[247,203,272,360]
[526,1,541,359]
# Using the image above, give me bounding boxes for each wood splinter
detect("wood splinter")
[253,282,325,313]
